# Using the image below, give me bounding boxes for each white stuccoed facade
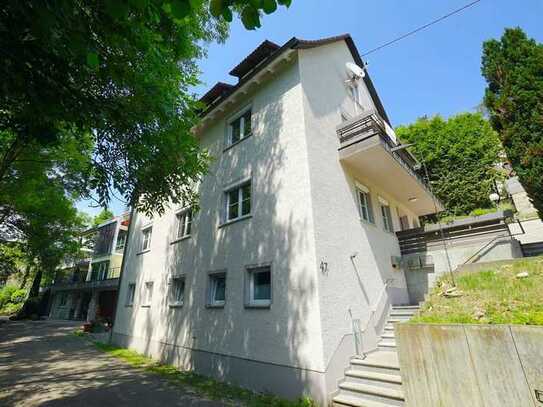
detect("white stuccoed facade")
[111,35,438,405]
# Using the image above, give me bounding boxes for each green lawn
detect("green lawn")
[89,341,315,407]
[410,256,543,325]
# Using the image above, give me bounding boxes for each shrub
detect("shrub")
[10,288,27,304]
[0,285,17,308]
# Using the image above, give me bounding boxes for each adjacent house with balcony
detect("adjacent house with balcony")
[49,213,129,323]
[111,35,443,405]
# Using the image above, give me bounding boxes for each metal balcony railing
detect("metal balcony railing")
[53,267,121,288]
[336,110,430,193]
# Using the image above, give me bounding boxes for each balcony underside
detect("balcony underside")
[339,135,441,216]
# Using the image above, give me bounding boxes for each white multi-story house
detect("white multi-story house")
[111,35,441,405]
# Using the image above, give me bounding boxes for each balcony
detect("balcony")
[52,267,121,291]
[336,110,443,216]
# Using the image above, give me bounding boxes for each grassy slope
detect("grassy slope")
[89,341,315,407]
[410,256,543,325]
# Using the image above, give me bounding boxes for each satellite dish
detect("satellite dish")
[346,62,365,80]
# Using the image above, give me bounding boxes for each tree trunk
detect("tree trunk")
[28,268,42,298]
[15,268,43,319]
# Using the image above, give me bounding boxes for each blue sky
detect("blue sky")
[79,0,543,217]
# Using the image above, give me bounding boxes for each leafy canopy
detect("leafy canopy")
[482,27,543,217]
[93,209,115,227]
[396,113,503,216]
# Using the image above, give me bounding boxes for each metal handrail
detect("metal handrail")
[352,278,394,358]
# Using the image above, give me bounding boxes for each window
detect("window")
[225,182,251,222]
[246,266,272,307]
[170,277,185,307]
[116,230,127,252]
[357,187,374,223]
[141,226,152,251]
[208,273,226,307]
[176,209,192,239]
[380,202,394,232]
[228,108,252,146]
[126,283,136,306]
[350,83,361,106]
[142,281,153,307]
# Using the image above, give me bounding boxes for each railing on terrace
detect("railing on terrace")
[336,110,428,190]
[53,267,121,287]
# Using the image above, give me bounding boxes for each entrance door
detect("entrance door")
[98,290,118,323]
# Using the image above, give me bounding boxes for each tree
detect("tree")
[481,27,543,217]
[395,113,503,216]
[92,209,115,227]
[0,0,292,215]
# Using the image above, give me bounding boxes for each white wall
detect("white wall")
[113,58,327,379]
[298,42,416,373]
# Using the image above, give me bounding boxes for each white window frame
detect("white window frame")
[245,265,272,308]
[379,197,394,233]
[126,283,136,306]
[115,230,127,252]
[169,276,186,307]
[207,272,226,308]
[142,281,153,307]
[224,181,251,223]
[141,226,152,252]
[175,208,192,240]
[356,183,374,224]
[226,106,252,147]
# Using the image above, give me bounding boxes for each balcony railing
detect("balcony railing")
[53,267,121,289]
[336,110,430,193]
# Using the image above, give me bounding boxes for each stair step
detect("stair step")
[345,370,402,386]
[383,324,395,331]
[378,340,397,349]
[338,382,404,405]
[387,318,408,323]
[391,305,420,310]
[389,311,417,317]
[380,332,395,340]
[333,394,402,407]
[350,352,400,375]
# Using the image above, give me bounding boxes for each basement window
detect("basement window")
[169,276,185,307]
[207,272,226,307]
[245,266,272,308]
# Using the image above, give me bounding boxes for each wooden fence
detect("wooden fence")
[396,324,543,407]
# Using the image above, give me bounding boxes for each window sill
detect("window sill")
[244,302,271,309]
[359,218,377,227]
[170,235,191,245]
[219,214,252,229]
[206,303,225,309]
[223,133,253,152]
[169,303,184,308]
[137,249,151,256]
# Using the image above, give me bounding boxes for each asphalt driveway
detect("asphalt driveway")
[0,319,225,406]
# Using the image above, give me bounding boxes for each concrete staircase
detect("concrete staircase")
[332,305,420,407]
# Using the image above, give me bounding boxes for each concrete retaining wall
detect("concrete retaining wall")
[396,324,543,407]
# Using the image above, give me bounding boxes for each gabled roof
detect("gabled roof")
[199,34,391,125]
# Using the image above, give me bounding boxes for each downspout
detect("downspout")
[108,205,135,344]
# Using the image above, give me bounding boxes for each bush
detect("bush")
[10,288,27,304]
[0,302,23,316]
[0,286,17,308]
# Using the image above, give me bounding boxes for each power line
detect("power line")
[361,0,483,57]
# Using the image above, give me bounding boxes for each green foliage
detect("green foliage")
[0,286,17,308]
[93,342,315,406]
[210,0,292,29]
[10,288,27,304]
[92,209,115,227]
[411,257,543,325]
[395,113,503,216]
[0,1,289,215]
[481,27,543,218]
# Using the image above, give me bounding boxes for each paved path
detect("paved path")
[0,320,226,406]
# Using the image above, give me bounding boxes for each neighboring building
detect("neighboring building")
[111,35,442,404]
[49,213,129,322]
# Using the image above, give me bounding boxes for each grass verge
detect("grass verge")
[91,341,315,407]
[411,256,543,325]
